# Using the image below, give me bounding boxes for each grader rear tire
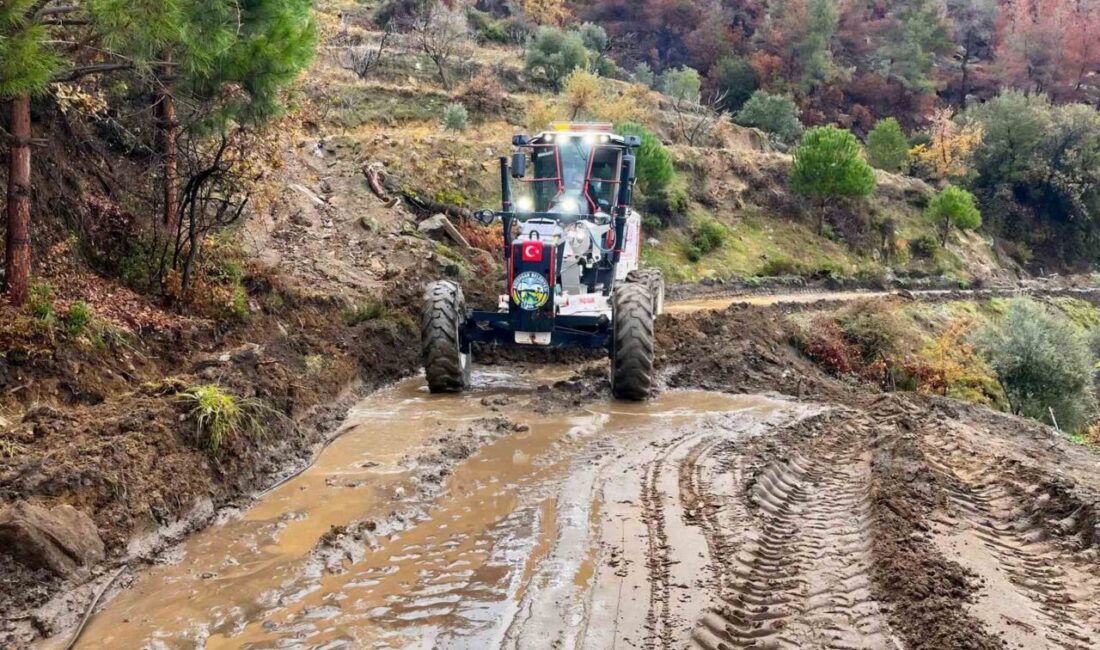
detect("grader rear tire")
[610,281,655,401]
[626,269,666,316]
[421,280,471,393]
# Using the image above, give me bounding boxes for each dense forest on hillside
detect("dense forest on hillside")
[2,0,1100,313]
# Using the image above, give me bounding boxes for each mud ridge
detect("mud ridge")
[921,420,1100,648]
[864,400,1005,650]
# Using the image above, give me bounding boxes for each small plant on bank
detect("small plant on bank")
[692,220,727,253]
[345,299,388,325]
[26,283,54,320]
[760,255,801,277]
[908,234,939,259]
[64,301,92,336]
[178,384,267,457]
[304,354,327,375]
[442,103,469,131]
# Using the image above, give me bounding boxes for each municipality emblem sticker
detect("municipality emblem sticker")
[512,271,551,311]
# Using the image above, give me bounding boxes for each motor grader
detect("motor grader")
[420,123,664,400]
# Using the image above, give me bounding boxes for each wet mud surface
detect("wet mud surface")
[36,304,1100,650]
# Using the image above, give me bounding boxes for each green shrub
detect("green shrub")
[614,122,674,195]
[26,283,54,320]
[976,298,1095,432]
[909,234,939,259]
[865,117,909,173]
[760,256,801,276]
[691,219,727,253]
[64,301,93,336]
[178,384,268,457]
[442,102,469,131]
[660,66,702,104]
[642,214,663,232]
[711,55,758,114]
[574,23,608,55]
[467,8,509,44]
[735,90,803,144]
[683,244,703,262]
[632,62,655,88]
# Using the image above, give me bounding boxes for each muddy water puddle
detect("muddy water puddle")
[65,370,804,649]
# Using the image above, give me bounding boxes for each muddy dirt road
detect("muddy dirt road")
[60,369,819,648]
[45,298,1100,650]
[57,371,1100,649]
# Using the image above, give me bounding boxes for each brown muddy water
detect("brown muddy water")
[56,369,812,649]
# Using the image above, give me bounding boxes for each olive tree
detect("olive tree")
[735,90,803,144]
[976,298,1095,432]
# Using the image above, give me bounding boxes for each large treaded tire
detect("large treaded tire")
[610,281,655,401]
[627,268,665,316]
[421,280,471,393]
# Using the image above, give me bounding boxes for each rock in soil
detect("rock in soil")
[0,501,105,577]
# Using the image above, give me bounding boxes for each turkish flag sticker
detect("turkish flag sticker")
[521,241,543,263]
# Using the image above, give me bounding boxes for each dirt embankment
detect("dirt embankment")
[0,269,430,644]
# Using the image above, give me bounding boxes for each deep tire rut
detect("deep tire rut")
[682,413,891,650]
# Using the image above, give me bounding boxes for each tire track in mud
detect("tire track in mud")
[640,432,696,649]
[923,425,1100,649]
[683,412,892,650]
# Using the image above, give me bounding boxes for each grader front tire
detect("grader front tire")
[610,282,655,401]
[421,280,471,393]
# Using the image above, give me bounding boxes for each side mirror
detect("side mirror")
[623,155,637,182]
[511,152,526,179]
[624,135,642,148]
[474,209,497,225]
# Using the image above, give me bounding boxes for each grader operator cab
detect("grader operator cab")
[420,123,664,400]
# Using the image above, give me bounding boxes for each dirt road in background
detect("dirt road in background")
[42,300,1100,650]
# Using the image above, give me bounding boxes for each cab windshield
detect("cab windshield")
[527,137,621,215]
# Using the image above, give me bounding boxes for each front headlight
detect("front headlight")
[557,197,580,214]
[565,224,592,255]
[515,196,534,212]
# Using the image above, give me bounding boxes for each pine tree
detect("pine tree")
[866,118,910,173]
[0,1,314,305]
[1,2,61,306]
[927,185,981,245]
[1,1,174,306]
[796,0,839,90]
[878,0,952,92]
[789,126,876,234]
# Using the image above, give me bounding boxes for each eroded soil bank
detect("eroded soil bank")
[28,302,1100,650]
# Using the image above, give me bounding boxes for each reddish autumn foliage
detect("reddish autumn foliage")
[800,316,857,375]
[573,0,1099,127]
[457,219,505,253]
